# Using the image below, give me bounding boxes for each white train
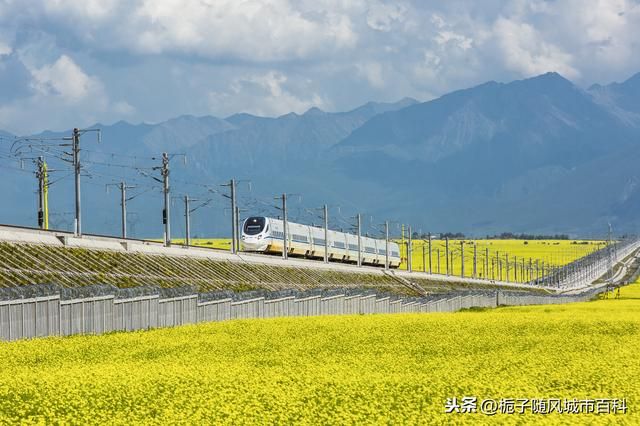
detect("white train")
[241,216,401,268]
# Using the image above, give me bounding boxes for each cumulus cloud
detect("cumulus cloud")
[208,70,329,117]
[492,17,579,79]
[366,2,407,32]
[29,55,102,102]
[0,54,133,134]
[0,0,639,133]
[15,0,359,62]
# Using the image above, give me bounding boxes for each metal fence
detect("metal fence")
[0,287,606,342]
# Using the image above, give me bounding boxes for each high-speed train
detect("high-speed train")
[241,216,401,268]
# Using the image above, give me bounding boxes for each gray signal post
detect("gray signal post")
[437,248,441,274]
[422,243,427,272]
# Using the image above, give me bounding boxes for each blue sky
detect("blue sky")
[0,0,639,134]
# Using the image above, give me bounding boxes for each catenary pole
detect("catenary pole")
[72,128,81,236]
[385,221,389,270]
[473,242,477,278]
[282,194,288,260]
[184,195,191,247]
[162,152,171,247]
[445,237,450,275]
[230,179,237,254]
[235,205,241,252]
[36,156,45,229]
[460,240,465,277]
[121,182,127,239]
[323,204,329,263]
[428,233,432,273]
[357,213,362,267]
[407,225,412,272]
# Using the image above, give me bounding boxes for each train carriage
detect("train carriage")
[241,216,401,268]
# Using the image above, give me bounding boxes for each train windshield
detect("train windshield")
[244,217,266,235]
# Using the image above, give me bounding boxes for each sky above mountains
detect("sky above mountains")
[1,0,640,134]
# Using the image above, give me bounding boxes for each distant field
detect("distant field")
[399,239,607,280]
[180,238,606,283]
[172,238,232,251]
[1,279,637,423]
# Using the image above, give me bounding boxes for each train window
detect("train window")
[244,217,266,235]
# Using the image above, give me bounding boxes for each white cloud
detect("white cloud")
[366,2,407,32]
[208,70,328,117]
[493,17,579,79]
[413,51,442,86]
[18,0,359,62]
[29,55,101,102]
[42,0,123,20]
[1,0,640,133]
[0,54,134,133]
[356,62,385,88]
[434,31,473,50]
[430,14,446,29]
[113,100,136,115]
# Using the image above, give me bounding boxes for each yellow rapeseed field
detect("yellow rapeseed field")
[169,238,233,251]
[400,239,606,281]
[1,282,638,424]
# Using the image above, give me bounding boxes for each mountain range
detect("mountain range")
[1,72,640,238]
